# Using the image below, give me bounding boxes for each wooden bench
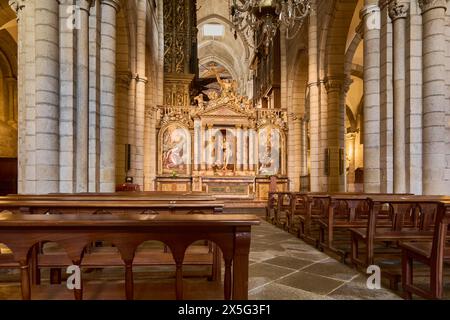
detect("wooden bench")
[0,196,225,286]
[290,193,401,253]
[0,213,260,300]
[349,196,450,268]
[400,201,450,299]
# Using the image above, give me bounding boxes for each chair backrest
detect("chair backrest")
[431,202,450,264]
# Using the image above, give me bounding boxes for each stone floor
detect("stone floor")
[248,220,401,300]
[0,219,443,300]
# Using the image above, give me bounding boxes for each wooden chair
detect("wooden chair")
[266,192,278,223]
[274,192,292,229]
[350,199,439,268]
[400,201,450,299]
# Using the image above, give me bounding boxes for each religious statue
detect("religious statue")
[193,93,205,109]
[259,128,279,175]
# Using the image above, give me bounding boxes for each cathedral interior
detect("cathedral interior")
[0,0,449,303]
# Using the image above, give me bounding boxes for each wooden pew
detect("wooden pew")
[400,201,450,299]
[0,197,224,285]
[273,192,292,229]
[266,192,278,223]
[0,213,260,300]
[349,196,450,268]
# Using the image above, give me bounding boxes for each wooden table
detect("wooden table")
[0,213,260,300]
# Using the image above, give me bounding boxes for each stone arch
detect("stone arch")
[325,0,359,78]
[197,13,251,59]
[0,29,17,158]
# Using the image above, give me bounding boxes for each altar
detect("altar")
[155,77,289,199]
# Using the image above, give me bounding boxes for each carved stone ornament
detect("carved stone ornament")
[388,1,409,20]
[418,0,447,14]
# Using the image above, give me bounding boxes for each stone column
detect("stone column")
[75,0,93,192]
[361,2,382,193]
[21,0,36,194]
[419,0,448,194]
[405,1,423,195]
[389,0,409,193]
[346,132,357,192]
[318,82,328,191]
[135,0,147,188]
[99,0,120,192]
[308,0,320,192]
[324,77,346,192]
[127,74,136,178]
[379,0,394,193]
[88,1,101,192]
[300,117,309,178]
[35,0,60,194]
[135,76,147,188]
[144,106,156,190]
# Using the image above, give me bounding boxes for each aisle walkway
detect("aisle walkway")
[248,220,401,300]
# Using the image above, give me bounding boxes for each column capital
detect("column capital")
[288,112,301,121]
[324,76,348,94]
[78,0,95,12]
[117,71,132,88]
[135,74,148,84]
[8,0,25,16]
[388,1,409,21]
[418,0,447,14]
[360,4,380,19]
[101,0,121,12]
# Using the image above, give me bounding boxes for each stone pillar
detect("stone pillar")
[389,0,409,193]
[144,106,156,190]
[419,0,449,194]
[127,74,136,178]
[22,0,36,194]
[88,1,101,192]
[346,132,357,192]
[308,0,320,192]
[135,0,147,188]
[405,1,423,195]
[319,81,328,191]
[135,76,147,188]
[361,2,382,193]
[324,77,346,192]
[379,0,394,193]
[99,0,120,192]
[75,0,93,192]
[35,0,60,194]
[300,117,309,177]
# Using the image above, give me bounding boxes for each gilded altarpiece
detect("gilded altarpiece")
[155,86,289,199]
